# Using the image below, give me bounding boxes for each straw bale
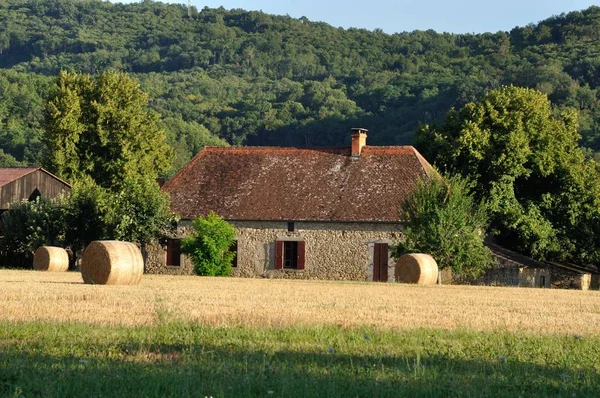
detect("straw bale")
[81,240,143,285]
[33,246,69,272]
[395,253,438,285]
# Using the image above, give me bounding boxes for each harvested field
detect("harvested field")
[1,269,600,334]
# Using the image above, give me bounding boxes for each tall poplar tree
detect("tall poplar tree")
[44,70,172,188]
[42,71,174,251]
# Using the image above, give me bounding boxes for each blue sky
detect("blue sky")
[129,0,599,34]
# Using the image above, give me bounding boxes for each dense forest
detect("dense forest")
[2,0,600,175]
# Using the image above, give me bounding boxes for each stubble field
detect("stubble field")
[2,269,600,397]
[1,269,600,334]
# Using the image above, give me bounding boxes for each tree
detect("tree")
[416,86,600,264]
[106,175,175,247]
[41,71,176,253]
[395,174,493,278]
[181,212,236,276]
[44,70,173,189]
[62,176,112,254]
[0,196,67,266]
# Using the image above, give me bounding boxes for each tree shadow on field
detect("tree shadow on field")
[1,340,598,397]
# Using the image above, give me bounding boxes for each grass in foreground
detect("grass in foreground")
[1,321,600,397]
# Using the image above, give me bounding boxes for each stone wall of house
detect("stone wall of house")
[144,239,195,275]
[438,268,453,285]
[145,220,403,281]
[454,253,593,290]
[550,268,591,290]
[454,255,522,286]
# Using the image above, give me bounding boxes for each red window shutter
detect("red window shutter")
[380,243,389,282]
[373,244,380,281]
[275,240,283,269]
[296,241,305,270]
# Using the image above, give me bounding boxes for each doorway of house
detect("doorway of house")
[373,243,389,282]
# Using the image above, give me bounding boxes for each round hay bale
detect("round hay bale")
[395,253,439,285]
[33,246,69,272]
[81,241,143,285]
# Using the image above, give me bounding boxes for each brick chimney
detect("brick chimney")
[351,128,368,157]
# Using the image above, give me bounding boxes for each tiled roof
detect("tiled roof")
[163,146,437,222]
[0,167,40,187]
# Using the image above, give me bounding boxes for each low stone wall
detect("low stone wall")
[550,268,591,290]
[146,220,403,281]
[455,252,594,290]
[454,255,521,286]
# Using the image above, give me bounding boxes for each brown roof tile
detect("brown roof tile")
[0,167,71,188]
[0,167,40,187]
[163,146,436,222]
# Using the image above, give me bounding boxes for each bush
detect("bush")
[181,212,236,276]
[1,197,67,267]
[395,174,494,278]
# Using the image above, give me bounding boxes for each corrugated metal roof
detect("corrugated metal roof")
[163,145,436,222]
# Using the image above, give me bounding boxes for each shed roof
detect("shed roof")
[0,167,71,188]
[163,145,436,222]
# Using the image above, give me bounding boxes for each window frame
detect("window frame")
[275,239,305,270]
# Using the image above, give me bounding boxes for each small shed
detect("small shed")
[0,167,71,211]
[457,240,599,290]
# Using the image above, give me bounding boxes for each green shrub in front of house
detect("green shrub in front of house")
[181,212,236,276]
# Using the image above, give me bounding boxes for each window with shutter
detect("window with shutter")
[275,240,305,270]
[284,241,298,268]
[296,241,305,270]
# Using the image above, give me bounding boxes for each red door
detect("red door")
[373,243,389,282]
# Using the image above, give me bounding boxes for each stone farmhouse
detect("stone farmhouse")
[146,129,437,281]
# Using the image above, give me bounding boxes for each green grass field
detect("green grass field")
[2,321,600,397]
[2,270,600,397]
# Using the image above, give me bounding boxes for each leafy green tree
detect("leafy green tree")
[416,86,600,264]
[42,70,176,255]
[106,176,175,247]
[0,196,67,266]
[44,70,173,188]
[62,176,112,254]
[181,212,236,276]
[63,175,175,253]
[163,117,228,175]
[395,174,493,278]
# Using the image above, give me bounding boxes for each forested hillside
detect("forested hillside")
[2,0,600,175]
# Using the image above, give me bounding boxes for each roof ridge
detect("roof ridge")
[163,147,213,192]
[411,147,438,180]
[202,145,417,151]
[38,168,72,188]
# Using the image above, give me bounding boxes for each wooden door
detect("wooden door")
[373,243,389,282]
